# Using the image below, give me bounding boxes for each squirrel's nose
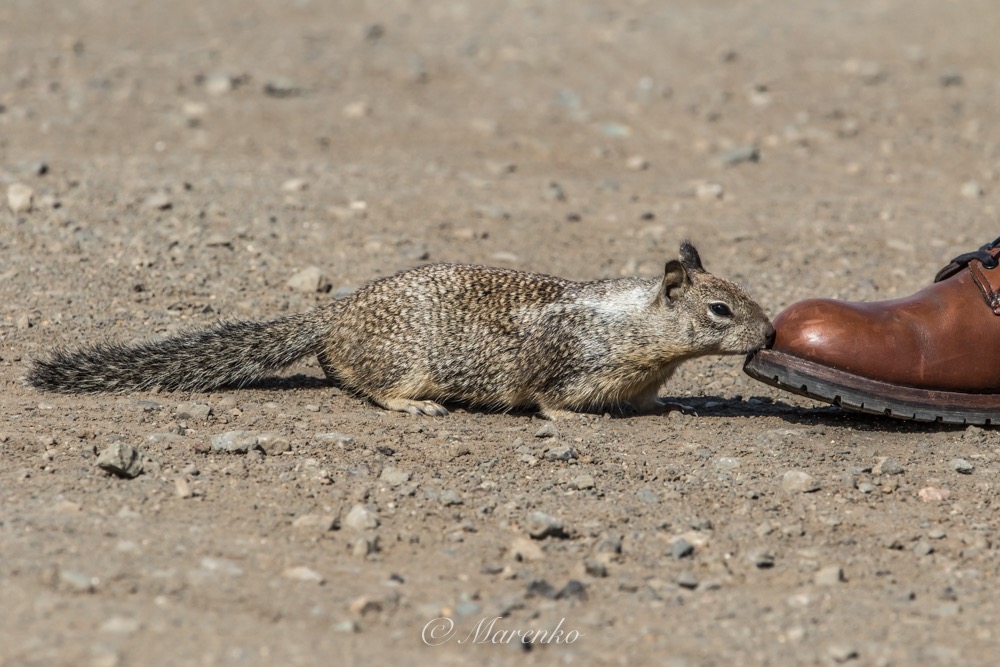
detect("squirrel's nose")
[763,323,776,348]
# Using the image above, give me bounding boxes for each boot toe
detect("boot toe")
[770,298,874,373]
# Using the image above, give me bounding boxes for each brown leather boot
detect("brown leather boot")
[744,236,1000,424]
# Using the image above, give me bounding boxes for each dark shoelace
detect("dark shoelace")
[934,235,1000,283]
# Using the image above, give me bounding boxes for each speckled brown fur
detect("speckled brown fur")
[29,243,773,417]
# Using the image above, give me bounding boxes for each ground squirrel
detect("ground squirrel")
[29,242,773,418]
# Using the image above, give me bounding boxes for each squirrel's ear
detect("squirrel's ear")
[658,260,690,305]
[679,241,705,272]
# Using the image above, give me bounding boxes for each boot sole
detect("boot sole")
[744,349,1000,425]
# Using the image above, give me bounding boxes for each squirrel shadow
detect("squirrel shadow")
[237,378,977,432]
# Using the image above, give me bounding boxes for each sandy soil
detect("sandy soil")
[3,1,1000,665]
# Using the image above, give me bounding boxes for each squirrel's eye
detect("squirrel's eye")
[710,302,732,318]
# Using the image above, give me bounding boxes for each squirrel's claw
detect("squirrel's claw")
[657,399,698,416]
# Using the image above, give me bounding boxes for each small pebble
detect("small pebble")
[526,579,558,599]
[510,536,545,561]
[174,477,193,499]
[98,616,141,635]
[543,182,566,202]
[342,100,370,118]
[676,571,699,589]
[544,444,577,461]
[960,181,984,199]
[379,466,412,486]
[781,470,820,493]
[584,559,608,577]
[348,595,383,616]
[332,619,359,633]
[343,503,379,530]
[636,488,659,505]
[255,433,291,455]
[286,266,328,293]
[351,536,377,558]
[58,569,98,593]
[209,431,260,453]
[912,541,934,557]
[828,644,859,663]
[7,182,34,214]
[143,192,172,211]
[527,511,567,539]
[671,538,694,559]
[695,181,724,201]
[570,474,595,490]
[932,602,961,618]
[282,566,325,584]
[291,514,339,533]
[204,72,235,95]
[625,155,649,171]
[96,442,144,478]
[314,432,355,446]
[750,549,775,569]
[264,78,303,98]
[814,565,844,586]
[175,401,211,421]
[599,122,632,138]
[534,423,560,438]
[556,580,588,602]
[873,456,904,475]
[440,490,464,506]
[951,458,974,474]
[281,178,309,192]
[716,145,759,167]
[200,557,243,576]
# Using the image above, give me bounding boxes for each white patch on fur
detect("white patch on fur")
[575,285,652,317]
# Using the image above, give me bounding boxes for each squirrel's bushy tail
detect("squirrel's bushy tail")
[28,309,329,394]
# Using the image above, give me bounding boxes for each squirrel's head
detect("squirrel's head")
[655,241,774,355]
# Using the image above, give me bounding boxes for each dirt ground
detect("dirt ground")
[3,1,1000,665]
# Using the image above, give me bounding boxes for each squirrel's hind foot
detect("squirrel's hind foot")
[376,397,450,417]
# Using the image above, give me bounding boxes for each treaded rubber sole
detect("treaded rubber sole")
[744,349,1000,425]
